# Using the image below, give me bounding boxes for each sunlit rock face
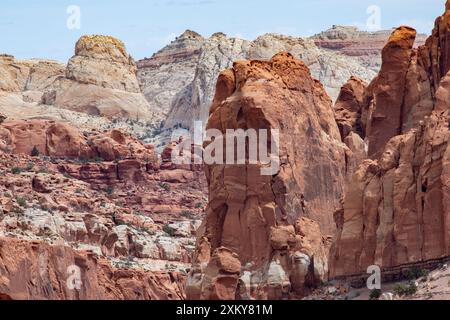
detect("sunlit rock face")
[187,52,345,300]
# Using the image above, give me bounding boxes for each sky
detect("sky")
[0,0,445,62]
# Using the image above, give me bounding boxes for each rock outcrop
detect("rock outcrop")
[43,35,152,120]
[330,1,450,278]
[312,26,427,73]
[0,238,185,300]
[187,52,346,299]
[0,119,156,162]
[334,76,367,141]
[330,110,449,278]
[0,119,208,300]
[359,3,450,158]
[137,31,378,134]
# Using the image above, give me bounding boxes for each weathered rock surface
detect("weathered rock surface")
[360,3,450,158]
[137,31,378,134]
[187,52,346,300]
[0,237,185,300]
[330,110,449,277]
[330,1,450,278]
[43,35,152,120]
[0,119,208,300]
[312,26,427,72]
[334,76,367,140]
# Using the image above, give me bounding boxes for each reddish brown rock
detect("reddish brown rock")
[0,119,157,163]
[0,237,185,300]
[334,76,367,140]
[330,110,449,277]
[363,3,450,158]
[365,26,417,158]
[330,1,450,280]
[188,52,345,300]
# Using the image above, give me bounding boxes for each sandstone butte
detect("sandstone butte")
[187,52,346,300]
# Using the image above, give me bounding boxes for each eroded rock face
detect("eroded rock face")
[0,238,185,300]
[67,35,140,92]
[138,31,378,133]
[362,3,450,158]
[0,118,209,300]
[40,35,152,120]
[330,1,450,278]
[365,26,418,158]
[312,26,427,73]
[0,55,64,94]
[0,119,156,162]
[188,52,345,300]
[334,76,367,140]
[330,110,449,277]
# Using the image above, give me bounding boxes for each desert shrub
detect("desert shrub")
[163,224,176,237]
[405,267,429,280]
[31,146,40,157]
[394,281,417,296]
[369,289,382,300]
[11,167,22,174]
[159,182,170,192]
[16,197,27,208]
[25,162,34,171]
[195,202,203,209]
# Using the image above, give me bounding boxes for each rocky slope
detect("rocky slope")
[330,1,450,279]
[186,52,346,300]
[0,119,207,299]
[137,31,379,136]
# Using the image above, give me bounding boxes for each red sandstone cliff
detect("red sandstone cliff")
[330,1,450,279]
[187,52,346,300]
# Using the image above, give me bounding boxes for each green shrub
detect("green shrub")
[406,267,430,280]
[31,146,40,157]
[159,182,170,192]
[195,202,203,209]
[163,224,176,237]
[25,162,34,171]
[11,167,22,174]
[16,197,27,208]
[394,281,417,296]
[369,289,382,300]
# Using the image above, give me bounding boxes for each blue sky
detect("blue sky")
[0,0,444,62]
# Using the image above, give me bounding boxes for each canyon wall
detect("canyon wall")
[330,1,450,278]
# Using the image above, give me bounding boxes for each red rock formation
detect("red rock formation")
[0,237,185,300]
[334,76,367,140]
[188,52,345,299]
[363,2,450,158]
[0,119,209,300]
[366,26,418,158]
[330,1,450,278]
[312,26,427,71]
[330,110,449,277]
[0,119,156,161]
